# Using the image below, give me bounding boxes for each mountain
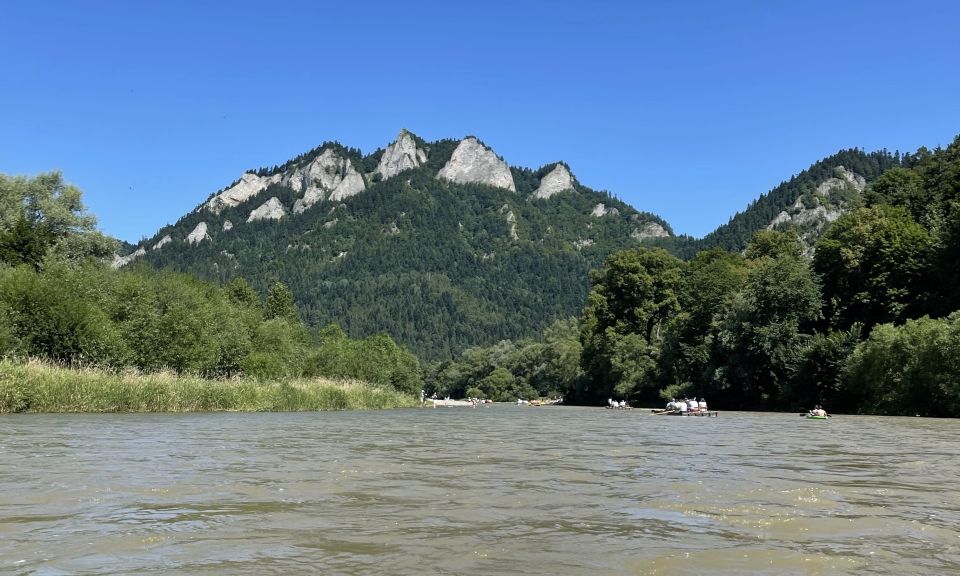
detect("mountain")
[117,130,672,359]
[695,149,903,255]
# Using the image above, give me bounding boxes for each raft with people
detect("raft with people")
[651,397,717,416]
[802,405,831,419]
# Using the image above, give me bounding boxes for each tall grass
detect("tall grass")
[0,359,419,413]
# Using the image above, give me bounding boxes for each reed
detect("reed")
[0,359,419,413]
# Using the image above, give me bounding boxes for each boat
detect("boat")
[651,409,718,417]
[430,398,476,408]
[805,414,829,420]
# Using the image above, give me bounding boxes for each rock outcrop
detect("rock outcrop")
[291,148,365,213]
[376,129,427,181]
[767,166,866,255]
[186,222,211,245]
[153,235,172,250]
[222,220,233,232]
[591,203,620,217]
[206,173,281,214]
[111,247,146,269]
[500,205,519,240]
[437,137,516,191]
[533,164,576,199]
[631,222,670,240]
[247,197,287,222]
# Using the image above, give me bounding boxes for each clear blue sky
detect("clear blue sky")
[2,0,958,243]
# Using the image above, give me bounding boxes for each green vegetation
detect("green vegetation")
[127,140,670,360]
[422,318,580,402]
[0,172,422,412]
[434,135,960,416]
[5,132,960,416]
[0,359,417,413]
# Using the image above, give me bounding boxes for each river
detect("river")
[1,407,958,575]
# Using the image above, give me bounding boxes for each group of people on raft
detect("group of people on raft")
[665,397,708,413]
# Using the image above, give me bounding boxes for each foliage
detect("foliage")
[121,138,674,360]
[699,149,902,253]
[0,172,117,266]
[0,359,417,413]
[845,314,960,416]
[422,318,579,401]
[814,205,933,331]
[578,248,685,404]
[708,247,822,409]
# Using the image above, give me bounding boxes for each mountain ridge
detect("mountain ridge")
[115,130,902,359]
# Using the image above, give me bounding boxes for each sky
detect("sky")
[2,0,959,243]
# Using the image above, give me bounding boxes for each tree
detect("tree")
[845,313,960,417]
[814,205,933,332]
[0,172,117,265]
[579,248,684,403]
[710,252,821,408]
[264,281,299,322]
[225,277,261,309]
[0,217,53,270]
[865,167,927,223]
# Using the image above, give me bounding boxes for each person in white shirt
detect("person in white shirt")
[698,398,708,411]
[678,400,688,413]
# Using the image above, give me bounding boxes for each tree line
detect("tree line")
[0,173,420,395]
[423,136,960,417]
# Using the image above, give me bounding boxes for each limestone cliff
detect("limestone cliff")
[111,247,145,269]
[153,235,172,250]
[376,129,427,181]
[206,173,281,214]
[591,203,620,217]
[631,222,670,240]
[767,166,867,255]
[186,222,211,245]
[533,164,576,199]
[437,137,516,191]
[291,148,365,213]
[247,197,287,222]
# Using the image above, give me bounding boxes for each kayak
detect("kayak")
[805,414,829,420]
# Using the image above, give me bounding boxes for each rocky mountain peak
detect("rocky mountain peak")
[533,164,576,199]
[291,148,366,213]
[437,137,516,192]
[376,129,427,181]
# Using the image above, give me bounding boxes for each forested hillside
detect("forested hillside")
[121,131,671,359]
[425,135,960,417]
[698,149,904,253]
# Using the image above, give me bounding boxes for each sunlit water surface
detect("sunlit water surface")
[1,407,958,575]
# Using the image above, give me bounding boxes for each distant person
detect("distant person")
[687,398,698,412]
[808,404,827,417]
[699,398,708,411]
[678,399,688,413]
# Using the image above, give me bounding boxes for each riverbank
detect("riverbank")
[0,359,419,413]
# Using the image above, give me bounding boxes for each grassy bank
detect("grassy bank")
[0,359,419,413]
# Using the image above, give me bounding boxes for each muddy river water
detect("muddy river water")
[2,406,958,575]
